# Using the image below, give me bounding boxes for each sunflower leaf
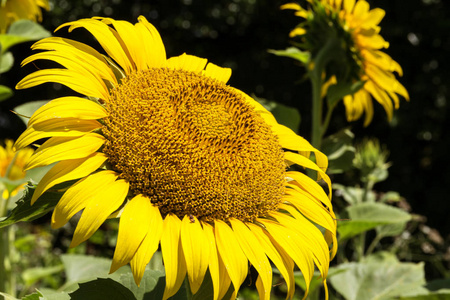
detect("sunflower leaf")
[0,85,13,102]
[69,278,136,300]
[329,257,427,300]
[0,20,51,53]
[13,100,50,125]
[337,202,412,240]
[21,289,71,300]
[268,47,310,64]
[0,184,62,229]
[60,254,131,292]
[0,51,13,73]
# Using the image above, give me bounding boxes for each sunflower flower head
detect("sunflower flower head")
[15,16,337,299]
[0,0,50,33]
[0,139,33,200]
[283,0,409,126]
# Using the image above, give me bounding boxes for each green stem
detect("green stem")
[310,74,323,150]
[321,101,338,138]
[366,235,382,256]
[309,38,340,150]
[0,192,16,298]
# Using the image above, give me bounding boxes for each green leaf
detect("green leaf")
[0,184,62,229]
[399,291,450,300]
[337,202,412,240]
[0,20,51,53]
[376,221,408,238]
[22,265,65,286]
[69,278,136,300]
[117,268,189,300]
[321,129,355,174]
[333,184,375,205]
[268,47,310,64]
[252,95,301,133]
[0,292,20,300]
[117,269,166,300]
[0,85,13,102]
[13,100,49,125]
[60,254,131,292]
[32,289,71,300]
[329,259,426,300]
[326,81,365,109]
[0,51,13,73]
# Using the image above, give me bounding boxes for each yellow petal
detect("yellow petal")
[70,179,129,247]
[218,254,233,299]
[99,18,145,71]
[57,19,134,75]
[22,52,108,91]
[363,8,385,28]
[25,133,105,170]
[283,151,331,197]
[229,219,272,300]
[51,170,119,229]
[204,63,232,83]
[275,207,330,279]
[365,80,394,121]
[31,37,117,84]
[31,152,107,204]
[202,222,220,300]
[256,275,267,300]
[15,118,101,151]
[161,214,187,300]
[280,3,302,11]
[214,220,248,296]
[16,69,109,99]
[273,124,329,179]
[26,97,107,128]
[167,53,208,73]
[343,0,356,13]
[110,194,153,273]
[289,27,306,37]
[248,223,295,299]
[130,203,163,285]
[136,16,167,68]
[285,170,332,210]
[180,215,210,295]
[260,219,314,299]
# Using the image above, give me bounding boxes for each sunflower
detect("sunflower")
[0,0,49,33]
[0,139,33,201]
[15,16,337,299]
[283,0,409,126]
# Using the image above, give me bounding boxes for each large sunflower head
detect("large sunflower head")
[0,0,50,33]
[15,16,337,299]
[283,0,409,126]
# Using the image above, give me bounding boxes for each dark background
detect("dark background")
[1,0,448,235]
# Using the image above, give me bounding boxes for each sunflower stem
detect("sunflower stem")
[309,37,340,150]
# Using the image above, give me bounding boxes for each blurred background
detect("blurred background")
[0,0,448,283]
